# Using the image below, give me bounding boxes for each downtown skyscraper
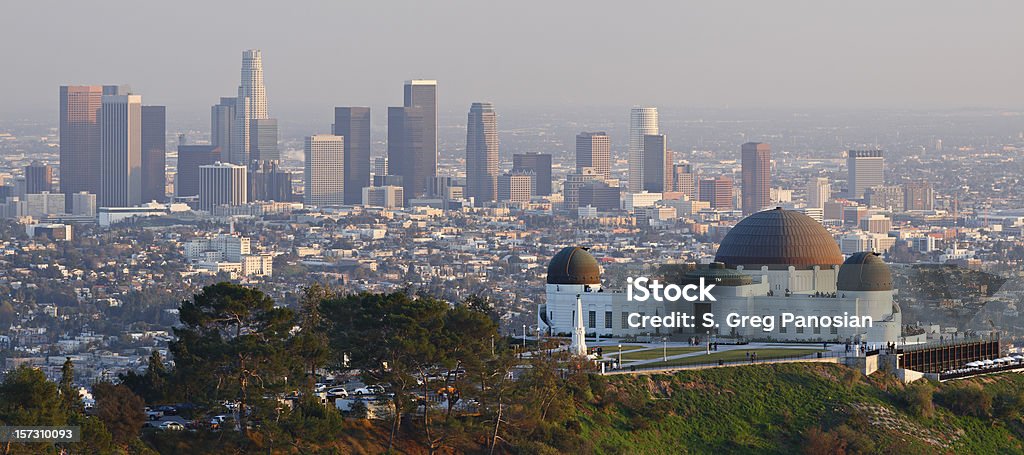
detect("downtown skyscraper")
[99,94,142,208]
[388,80,437,201]
[198,162,247,210]
[512,153,552,196]
[304,135,345,207]
[211,97,236,153]
[333,107,371,205]
[176,145,221,198]
[231,49,270,165]
[141,105,166,202]
[642,134,672,193]
[741,142,771,215]
[576,131,610,180]
[59,85,104,208]
[465,102,498,204]
[629,106,658,192]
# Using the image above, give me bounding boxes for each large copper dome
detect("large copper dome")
[838,252,893,291]
[546,246,601,285]
[714,207,843,269]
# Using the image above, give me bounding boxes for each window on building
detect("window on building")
[621,312,628,329]
[796,326,804,334]
[780,325,787,333]
[813,326,821,335]
[605,311,613,329]
[830,326,838,335]
[588,311,596,329]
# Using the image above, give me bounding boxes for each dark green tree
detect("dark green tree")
[58,357,82,416]
[291,284,333,382]
[0,366,66,425]
[0,366,67,455]
[320,292,500,452]
[119,351,169,404]
[321,292,443,450]
[170,282,296,436]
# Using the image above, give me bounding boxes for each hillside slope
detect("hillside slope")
[577,364,1024,454]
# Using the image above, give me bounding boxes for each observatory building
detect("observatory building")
[538,208,901,344]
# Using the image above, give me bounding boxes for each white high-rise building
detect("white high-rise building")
[24,192,66,218]
[198,162,248,210]
[847,150,884,199]
[71,192,97,217]
[628,107,658,193]
[304,135,345,207]
[807,177,831,209]
[99,94,142,208]
[231,50,269,165]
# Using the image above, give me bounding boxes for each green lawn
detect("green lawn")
[591,344,646,354]
[618,347,705,361]
[640,348,826,368]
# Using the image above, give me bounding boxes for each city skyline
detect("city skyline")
[5,2,1024,123]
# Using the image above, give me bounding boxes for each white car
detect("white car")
[326,387,349,398]
[159,421,184,431]
[144,408,163,421]
[352,385,385,396]
[314,383,327,393]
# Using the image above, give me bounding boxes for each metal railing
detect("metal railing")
[604,349,844,374]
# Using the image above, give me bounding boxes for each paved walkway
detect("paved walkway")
[591,341,851,367]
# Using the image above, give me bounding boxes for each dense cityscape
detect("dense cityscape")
[2,50,1022,385]
[3,2,1024,452]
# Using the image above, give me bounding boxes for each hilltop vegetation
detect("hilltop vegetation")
[8,282,1024,454]
[140,362,1024,454]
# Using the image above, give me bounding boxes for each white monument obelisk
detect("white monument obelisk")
[569,294,588,356]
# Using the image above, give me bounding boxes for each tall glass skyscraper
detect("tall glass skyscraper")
[388,80,437,201]
[466,102,498,204]
[141,105,166,202]
[211,97,236,154]
[741,142,771,215]
[333,107,371,205]
[59,85,104,209]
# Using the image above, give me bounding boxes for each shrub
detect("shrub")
[803,427,846,455]
[938,382,992,418]
[902,381,935,418]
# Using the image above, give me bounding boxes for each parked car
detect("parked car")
[154,405,178,416]
[159,421,185,431]
[352,384,385,396]
[144,407,163,421]
[326,387,349,398]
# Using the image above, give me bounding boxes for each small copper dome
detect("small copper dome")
[546,246,601,285]
[838,251,893,291]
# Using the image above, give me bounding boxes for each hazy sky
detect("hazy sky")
[2,0,1023,123]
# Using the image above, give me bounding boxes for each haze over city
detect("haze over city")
[3,0,1024,125]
